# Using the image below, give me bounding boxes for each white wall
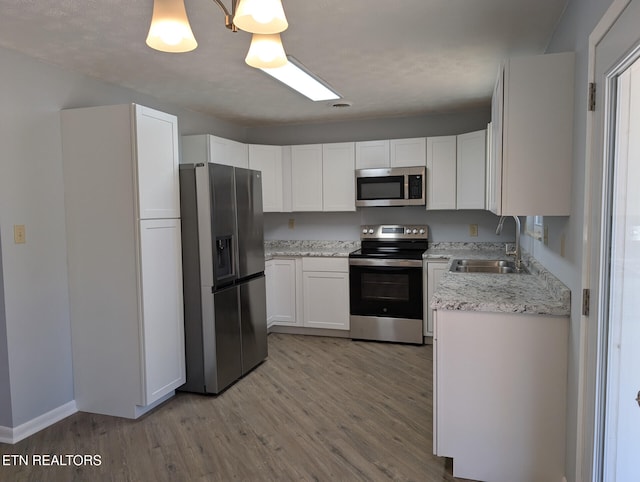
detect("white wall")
[265,208,514,243]
[521,0,614,481]
[0,233,11,427]
[0,46,246,429]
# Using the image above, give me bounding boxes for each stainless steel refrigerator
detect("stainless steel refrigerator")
[179,163,268,394]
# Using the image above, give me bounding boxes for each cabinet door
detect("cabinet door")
[355,140,390,169]
[322,142,355,211]
[229,139,249,168]
[456,130,486,209]
[488,68,504,215]
[249,144,284,212]
[425,261,448,337]
[390,137,426,168]
[139,218,186,405]
[303,271,350,330]
[267,259,299,326]
[135,105,180,219]
[501,53,574,215]
[291,144,323,211]
[426,136,457,210]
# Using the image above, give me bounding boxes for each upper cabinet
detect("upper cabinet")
[390,137,427,167]
[355,140,390,169]
[291,144,324,211]
[489,52,575,216]
[456,130,486,210]
[426,130,486,210]
[182,134,248,169]
[290,143,356,212]
[248,144,284,212]
[426,136,457,210]
[322,142,356,212]
[356,138,426,169]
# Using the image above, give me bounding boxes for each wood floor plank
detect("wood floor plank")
[0,334,462,481]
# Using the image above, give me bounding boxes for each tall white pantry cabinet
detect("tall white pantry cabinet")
[61,104,186,419]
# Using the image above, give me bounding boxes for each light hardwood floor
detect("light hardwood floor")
[0,334,462,481]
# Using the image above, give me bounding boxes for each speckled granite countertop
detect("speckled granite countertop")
[425,242,571,316]
[265,240,359,259]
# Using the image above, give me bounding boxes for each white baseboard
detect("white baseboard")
[0,400,77,444]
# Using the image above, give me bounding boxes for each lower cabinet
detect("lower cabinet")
[265,258,300,327]
[302,257,350,330]
[266,256,350,332]
[433,309,568,482]
[424,260,448,337]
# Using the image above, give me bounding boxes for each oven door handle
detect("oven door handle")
[348,258,423,268]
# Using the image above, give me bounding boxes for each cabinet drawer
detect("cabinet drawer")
[302,257,348,272]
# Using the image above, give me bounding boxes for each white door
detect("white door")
[590,2,640,479]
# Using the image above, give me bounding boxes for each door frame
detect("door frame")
[579,0,634,480]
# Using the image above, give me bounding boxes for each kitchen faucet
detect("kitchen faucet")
[496,215,523,272]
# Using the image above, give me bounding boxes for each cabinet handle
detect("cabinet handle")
[636,390,640,408]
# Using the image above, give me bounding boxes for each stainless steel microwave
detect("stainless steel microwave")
[355,166,426,207]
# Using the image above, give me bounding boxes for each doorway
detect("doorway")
[589,1,640,480]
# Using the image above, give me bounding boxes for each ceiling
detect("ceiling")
[0,0,568,127]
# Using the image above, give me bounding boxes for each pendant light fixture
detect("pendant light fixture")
[145,1,340,102]
[233,0,288,34]
[146,0,198,53]
[245,34,287,69]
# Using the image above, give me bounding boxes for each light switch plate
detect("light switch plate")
[14,224,26,244]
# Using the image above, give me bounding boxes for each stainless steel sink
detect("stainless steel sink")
[449,258,529,274]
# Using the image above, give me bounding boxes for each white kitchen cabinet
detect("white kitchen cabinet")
[139,218,186,403]
[426,131,486,210]
[390,137,426,167]
[423,260,448,337]
[426,136,457,209]
[355,140,390,169]
[456,130,486,209]
[322,142,356,211]
[302,257,350,330]
[433,309,568,481]
[249,144,284,212]
[182,134,248,168]
[291,144,323,211]
[266,258,301,327]
[489,51,574,215]
[61,104,185,419]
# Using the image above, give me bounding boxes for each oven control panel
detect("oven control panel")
[360,224,429,240]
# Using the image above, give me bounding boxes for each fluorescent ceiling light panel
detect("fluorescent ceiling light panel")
[261,57,341,101]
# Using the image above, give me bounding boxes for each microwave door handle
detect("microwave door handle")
[404,176,409,200]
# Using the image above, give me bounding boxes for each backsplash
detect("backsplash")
[264,208,517,243]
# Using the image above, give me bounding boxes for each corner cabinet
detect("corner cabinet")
[61,104,185,419]
[489,52,575,215]
[426,131,486,210]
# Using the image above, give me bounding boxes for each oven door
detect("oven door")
[349,259,423,320]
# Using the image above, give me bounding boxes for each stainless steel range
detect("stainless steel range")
[349,224,428,344]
